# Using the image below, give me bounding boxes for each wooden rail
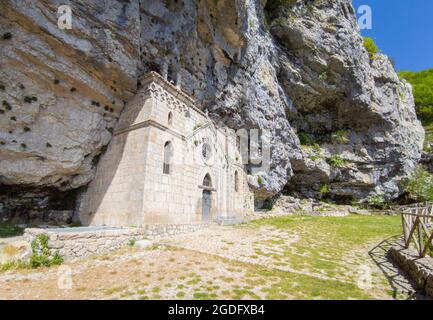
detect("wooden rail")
[399,202,433,257]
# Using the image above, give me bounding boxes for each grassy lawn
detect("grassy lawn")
[245,214,403,299]
[0,223,24,238]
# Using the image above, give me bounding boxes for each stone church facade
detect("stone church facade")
[78,71,254,227]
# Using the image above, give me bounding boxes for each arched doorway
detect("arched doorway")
[202,174,212,221]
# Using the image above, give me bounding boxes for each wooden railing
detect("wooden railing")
[399,202,433,257]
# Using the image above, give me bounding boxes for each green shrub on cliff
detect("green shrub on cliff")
[326,155,347,168]
[363,37,379,62]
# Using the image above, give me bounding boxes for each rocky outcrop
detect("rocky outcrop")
[0,0,424,219]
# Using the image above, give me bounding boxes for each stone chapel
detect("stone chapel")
[78,71,254,227]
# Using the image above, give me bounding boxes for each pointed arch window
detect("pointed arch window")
[163,141,173,174]
[203,173,212,187]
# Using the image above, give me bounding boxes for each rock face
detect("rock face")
[0,0,424,220]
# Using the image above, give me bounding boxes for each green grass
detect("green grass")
[251,215,401,245]
[243,214,402,299]
[0,223,24,238]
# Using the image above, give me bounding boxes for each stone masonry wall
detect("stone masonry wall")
[390,240,433,297]
[24,223,209,260]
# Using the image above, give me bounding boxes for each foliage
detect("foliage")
[319,71,328,82]
[366,194,390,210]
[331,130,349,144]
[297,131,315,146]
[326,155,347,168]
[404,165,433,202]
[363,37,379,62]
[30,233,63,268]
[399,69,433,126]
[0,223,24,238]
[257,175,264,185]
[128,239,136,247]
[320,184,329,194]
[0,260,29,271]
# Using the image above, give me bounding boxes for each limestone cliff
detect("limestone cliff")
[0,0,424,220]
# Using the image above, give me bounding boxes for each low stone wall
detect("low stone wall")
[24,223,209,260]
[389,240,433,297]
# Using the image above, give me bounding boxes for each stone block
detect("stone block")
[134,239,153,249]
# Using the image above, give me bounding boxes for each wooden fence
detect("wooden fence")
[399,202,433,257]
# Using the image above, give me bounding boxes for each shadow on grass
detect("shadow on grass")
[368,234,426,300]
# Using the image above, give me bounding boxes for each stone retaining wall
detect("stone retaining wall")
[389,240,433,297]
[24,223,209,260]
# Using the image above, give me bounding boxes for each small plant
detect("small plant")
[405,165,433,202]
[106,127,114,134]
[20,143,26,149]
[53,79,59,85]
[397,87,407,103]
[297,131,315,146]
[0,84,5,91]
[19,83,25,90]
[128,239,136,247]
[2,32,12,40]
[46,142,52,148]
[30,233,63,268]
[326,155,347,168]
[319,71,328,82]
[104,105,109,111]
[331,130,349,144]
[366,193,390,210]
[91,100,100,107]
[193,123,202,130]
[257,175,264,185]
[23,126,31,132]
[10,116,16,121]
[320,184,329,194]
[193,139,199,146]
[363,37,379,62]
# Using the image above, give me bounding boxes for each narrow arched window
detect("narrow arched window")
[203,173,212,187]
[234,170,239,192]
[163,141,172,174]
[236,136,241,153]
[168,111,173,126]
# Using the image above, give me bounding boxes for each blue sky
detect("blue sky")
[352,0,433,71]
